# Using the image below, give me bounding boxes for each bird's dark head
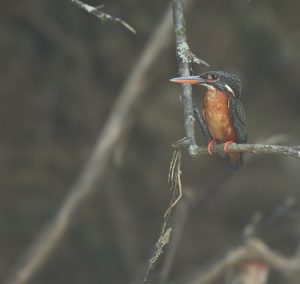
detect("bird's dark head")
[170,70,242,98]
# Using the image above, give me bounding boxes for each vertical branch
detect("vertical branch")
[171,0,208,153]
[159,188,193,282]
[172,0,196,150]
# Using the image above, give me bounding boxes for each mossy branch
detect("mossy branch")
[171,0,208,154]
[173,140,300,158]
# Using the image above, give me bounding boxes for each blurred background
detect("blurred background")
[1,0,300,283]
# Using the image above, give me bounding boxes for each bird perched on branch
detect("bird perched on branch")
[170,71,247,169]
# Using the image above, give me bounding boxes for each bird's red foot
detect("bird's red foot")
[207,140,216,155]
[223,141,235,153]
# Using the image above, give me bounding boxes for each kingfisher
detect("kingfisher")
[170,70,247,169]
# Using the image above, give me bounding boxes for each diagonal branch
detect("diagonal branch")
[173,141,300,158]
[188,238,300,284]
[70,0,136,34]
[3,4,179,284]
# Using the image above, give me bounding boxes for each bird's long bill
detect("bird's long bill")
[169,75,206,85]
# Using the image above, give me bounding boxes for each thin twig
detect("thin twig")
[173,141,300,158]
[171,0,208,154]
[3,4,177,284]
[144,150,183,281]
[160,137,295,283]
[160,188,194,283]
[70,0,136,34]
[169,151,183,209]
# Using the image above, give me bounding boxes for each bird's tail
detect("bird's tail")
[227,152,244,170]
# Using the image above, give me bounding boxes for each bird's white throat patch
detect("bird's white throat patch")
[224,84,235,96]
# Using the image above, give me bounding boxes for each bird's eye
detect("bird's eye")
[206,74,217,81]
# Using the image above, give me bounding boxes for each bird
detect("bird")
[170,70,247,169]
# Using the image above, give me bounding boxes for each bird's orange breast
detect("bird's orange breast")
[203,89,236,142]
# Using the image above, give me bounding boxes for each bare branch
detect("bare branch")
[188,238,300,284]
[3,4,177,284]
[171,2,300,162]
[173,141,300,159]
[145,150,183,281]
[171,0,208,154]
[160,187,194,283]
[70,0,136,34]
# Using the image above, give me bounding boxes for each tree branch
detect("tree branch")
[70,0,136,34]
[171,2,300,162]
[3,4,179,284]
[168,198,298,284]
[171,0,208,154]
[173,141,300,159]
[188,238,300,284]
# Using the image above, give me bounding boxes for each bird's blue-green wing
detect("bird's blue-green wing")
[228,96,247,143]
